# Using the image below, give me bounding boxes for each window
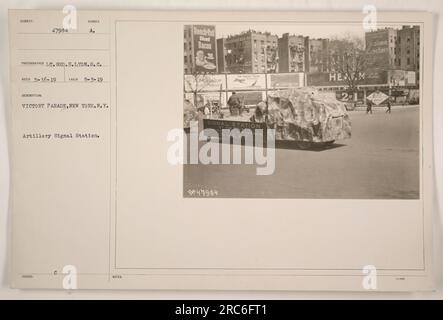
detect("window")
[407,57,411,65]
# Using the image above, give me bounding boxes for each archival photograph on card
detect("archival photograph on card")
[182,23,421,199]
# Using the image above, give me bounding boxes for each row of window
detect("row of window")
[183,29,192,38]
[390,35,419,45]
[393,57,419,67]
[391,47,420,56]
[184,42,192,51]
[184,55,192,64]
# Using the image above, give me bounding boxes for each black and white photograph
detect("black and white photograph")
[3,5,439,297]
[183,23,421,199]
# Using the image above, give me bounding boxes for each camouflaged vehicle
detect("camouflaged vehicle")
[184,87,352,149]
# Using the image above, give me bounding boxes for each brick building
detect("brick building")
[278,33,308,73]
[218,30,279,73]
[396,26,420,73]
[307,38,330,73]
[365,28,398,71]
[216,38,227,73]
[183,25,193,74]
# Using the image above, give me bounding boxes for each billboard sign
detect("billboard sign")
[184,74,226,92]
[407,71,416,85]
[192,25,217,73]
[388,70,406,86]
[226,74,266,90]
[307,71,387,86]
[267,73,304,89]
[367,91,389,105]
[388,70,416,86]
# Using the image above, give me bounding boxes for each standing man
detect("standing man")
[227,91,241,116]
[366,100,373,114]
[386,98,392,114]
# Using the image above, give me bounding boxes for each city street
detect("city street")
[184,105,420,199]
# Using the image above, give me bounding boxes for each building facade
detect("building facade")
[216,38,227,73]
[219,30,279,73]
[183,26,193,74]
[278,33,308,73]
[396,25,420,74]
[307,38,330,73]
[365,28,397,71]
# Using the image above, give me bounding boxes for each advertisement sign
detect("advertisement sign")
[364,70,388,85]
[407,71,416,85]
[335,90,377,103]
[388,70,417,86]
[267,73,304,89]
[307,71,387,86]
[388,70,406,86]
[365,31,391,69]
[184,74,226,92]
[367,91,389,105]
[204,119,267,132]
[366,32,389,54]
[226,74,266,90]
[192,25,217,73]
[335,90,356,102]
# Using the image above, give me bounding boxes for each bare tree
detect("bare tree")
[329,34,367,102]
[184,72,214,107]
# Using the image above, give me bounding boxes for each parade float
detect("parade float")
[184,87,352,149]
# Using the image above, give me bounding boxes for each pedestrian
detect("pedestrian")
[386,99,392,114]
[366,100,373,114]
